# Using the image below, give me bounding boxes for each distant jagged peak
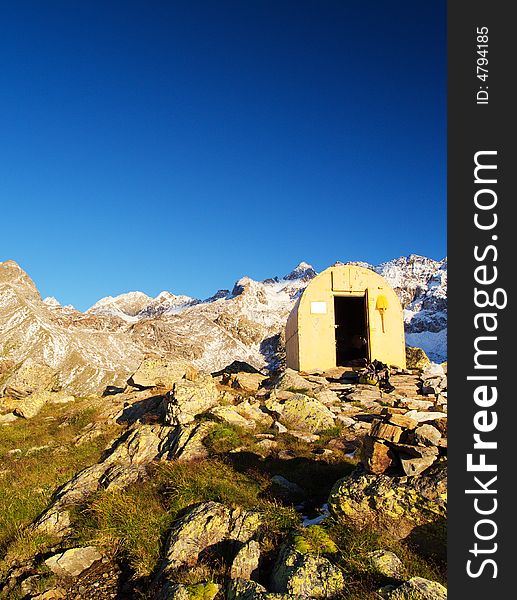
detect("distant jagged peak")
[43,296,61,307]
[90,290,151,307]
[87,290,153,318]
[150,290,197,305]
[204,289,230,303]
[377,254,443,271]
[43,296,76,312]
[138,290,199,317]
[231,276,263,298]
[283,261,317,282]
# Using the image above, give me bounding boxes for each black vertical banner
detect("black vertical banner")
[448,1,515,597]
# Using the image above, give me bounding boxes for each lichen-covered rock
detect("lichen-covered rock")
[367,550,405,579]
[274,369,319,392]
[313,387,340,406]
[44,546,102,577]
[167,421,217,461]
[164,374,219,425]
[210,405,257,430]
[13,390,74,418]
[381,577,447,599]
[0,412,18,424]
[405,347,430,370]
[159,502,261,574]
[230,540,260,580]
[278,394,335,433]
[154,582,220,600]
[33,424,176,537]
[271,543,345,598]
[234,400,274,428]
[329,462,447,555]
[128,357,190,389]
[3,360,57,400]
[227,579,303,599]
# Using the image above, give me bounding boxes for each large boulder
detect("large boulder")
[360,438,394,475]
[32,424,176,537]
[3,360,57,399]
[271,543,345,598]
[230,539,261,580]
[210,405,257,430]
[158,501,261,574]
[164,374,220,425]
[277,394,335,433]
[166,421,217,462]
[13,390,51,419]
[392,444,439,476]
[13,390,74,419]
[128,357,190,389]
[274,369,319,392]
[329,462,447,555]
[228,372,268,393]
[234,400,274,428]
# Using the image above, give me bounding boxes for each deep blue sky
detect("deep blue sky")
[1,1,446,310]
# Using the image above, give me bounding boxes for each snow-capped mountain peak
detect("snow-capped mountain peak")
[283,261,317,282]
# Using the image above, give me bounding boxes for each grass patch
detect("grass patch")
[69,458,300,582]
[0,398,120,571]
[203,424,243,454]
[315,425,344,445]
[325,518,447,599]
[73,482,172,578]
[156,459,266,512]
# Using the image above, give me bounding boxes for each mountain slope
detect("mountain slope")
[0,256,447,396]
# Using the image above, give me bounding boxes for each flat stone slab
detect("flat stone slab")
[403,410,447,423]
[45,546,102,577]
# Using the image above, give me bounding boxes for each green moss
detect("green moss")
[293,525,338,555]
[285,386,314,395]
[186,582,219,600]
[203,423,242,454]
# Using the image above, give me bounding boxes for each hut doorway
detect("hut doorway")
[334,295,369,365]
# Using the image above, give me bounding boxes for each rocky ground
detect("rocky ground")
[0,348,447,599]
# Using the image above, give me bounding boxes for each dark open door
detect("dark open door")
[334,295,369,366]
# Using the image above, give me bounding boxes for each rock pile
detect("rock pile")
[361,410,445,476]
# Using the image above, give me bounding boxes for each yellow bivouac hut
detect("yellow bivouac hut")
[286,265,406,371]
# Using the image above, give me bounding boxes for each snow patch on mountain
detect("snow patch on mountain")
[372,255,447,361]
[406,329,447,363]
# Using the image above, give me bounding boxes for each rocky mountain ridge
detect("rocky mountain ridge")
[0,256,446,398]
[84,254,447,361]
